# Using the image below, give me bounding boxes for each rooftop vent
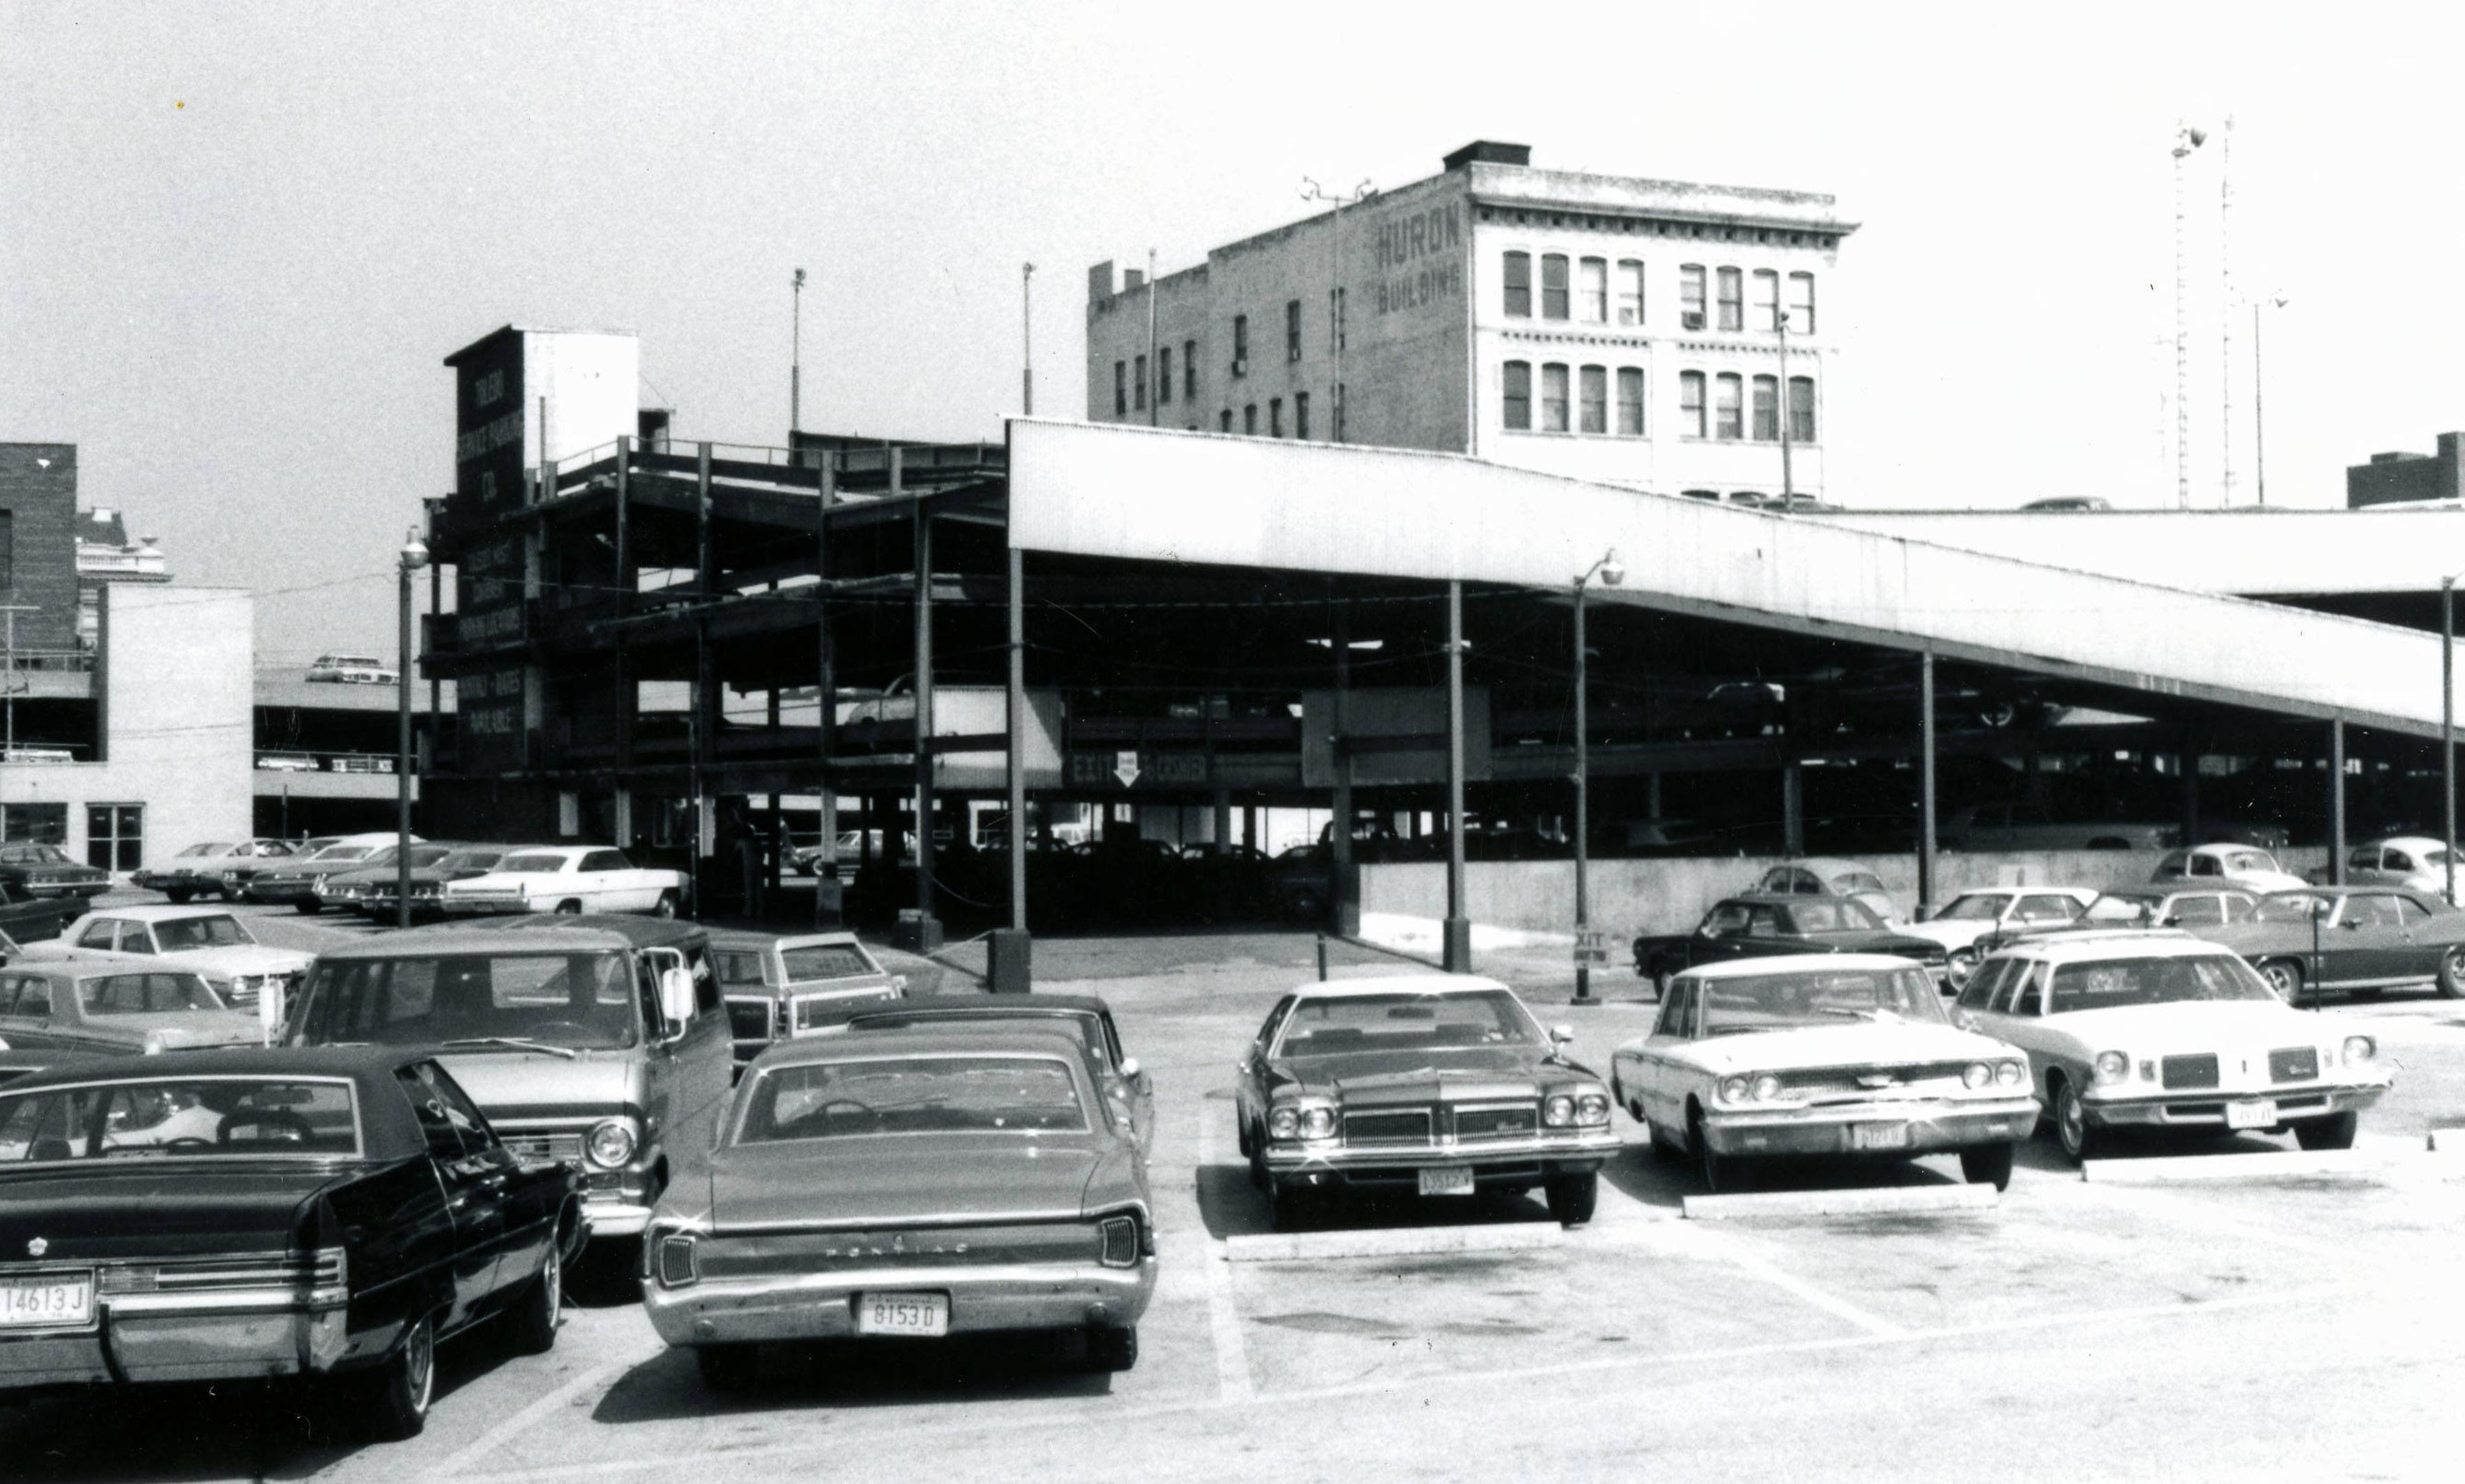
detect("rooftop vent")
[1444,140,1532,171]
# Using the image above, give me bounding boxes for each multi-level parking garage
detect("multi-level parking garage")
[417,414,2461,975]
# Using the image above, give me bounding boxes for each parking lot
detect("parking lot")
[6,919,2465,1481]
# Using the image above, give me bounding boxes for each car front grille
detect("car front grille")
[1777,1062,1971,1098]
[1343,1109,1433,1146]
[2161,1054,2221,1091]
[1453,1104,1539,1140]
[501,1131,585,1165]
[2268,1047,2321,1083]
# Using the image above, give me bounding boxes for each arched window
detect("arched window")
[1502,362,1532,430]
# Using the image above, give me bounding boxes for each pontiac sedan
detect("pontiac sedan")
[1233,975,1621,1228]
[1951,932,2393,1161]
[642,1027,1155,1387]
[1610,955,2039,1192]
[2184,886,2465,1002]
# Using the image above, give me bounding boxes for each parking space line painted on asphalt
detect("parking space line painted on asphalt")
[1682,1182,1999,1221]
[1224,1221,1566,1264]
[1193,1098,1257,1401]
[426,1358,631,1479]
[1666,1223,1910,1338]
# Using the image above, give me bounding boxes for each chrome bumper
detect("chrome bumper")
[2086,1080,2390,1130]
[442,898,531,915]
[1263,1128,1623,1176]
[642,1259,1158,1347]
[0,1290,349,1390]
[1701,1094,2041,1157]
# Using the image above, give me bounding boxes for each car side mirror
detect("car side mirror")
[659,968,696,1037]
[2341,919,2364,931]
[2160,915,2182,927]
[1550,1023,1576,1046]
[1118,1056,1142,1080]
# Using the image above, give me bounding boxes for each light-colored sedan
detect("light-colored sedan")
[442,847,687,917]
[0,958,261,1057]
[1610,954,2040,1192]
[34,905,312,1012]
[2341,837,2456,901]
[1750,858,1900,924]
[2151,844,2307,896]
[1948,931,2393,1163]
[1904,887,2100,988]
[131,838,299,902]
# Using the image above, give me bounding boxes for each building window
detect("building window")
[1113,361,1127,416]
[1270,397,1284,437]
[1617,367,1644,435]
[1752,270,1779,333]
[1578,365,1607,433]
[1134,354,1148,412]
[1541,363,1570,432]
[1788,272,1816,334]
[86,803,142,872]
[1286,300,1302,362]
[1715,373,1744,439]
[1680,265,1706,329]
[1541,254,1569,320]
[1221,409,1233,433]
[1244,404,1257,435]
[1617,260,1644,325]
[1789,376,1817,441]
[1752,374,1779,440]
[3,803,66,845]
[1680,371,1706,437]
[1716,268,1743,331]
[1503,362,1532,430]
[1158,347,1173,406]
[1578,258,1607,323]
[1295,391,1311,440]
[1503,252,1532,317]
[1184,339,1199,400]
[1232,315,1249,375]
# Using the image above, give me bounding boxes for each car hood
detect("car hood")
[0,1163,349,1261]
[97,1011,264,1049]
[1271,1046,1594,1102]
[1625,1021,2017,1074]
[158,945,313,977]
[431,1047,641,1121]
[2041,999,2336,1047]
[702,1133,1107,1230]
[1900,920,1992,951]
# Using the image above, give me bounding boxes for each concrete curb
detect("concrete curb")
[1223,1221,1566,1264]
[2081,1144,2447,1184]
[1682,1182,1998,1221]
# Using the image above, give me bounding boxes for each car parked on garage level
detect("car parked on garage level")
[1610,955,2039,1192]
[1948,932,2393,1161]
[2181,886,2465,1003]
[708,930,910,1068]
[1937,803,2180,853]
[1903,886,2100,989]
[0,842,109,901]
[36,905,312,1013]
[321,844,462,915]
[442,846,688,918]
[131,839,300,902]
[2336,837,2456,901]
[2152,844,2307,895]
[0,1047,585,1439]
[305,652,398,684]
[0,959,261,1057]
[1632,894,1951,996]
[642,1026,1155,1387]
[1234,975,1620,1229]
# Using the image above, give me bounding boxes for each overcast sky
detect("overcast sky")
[6,1,2460,659]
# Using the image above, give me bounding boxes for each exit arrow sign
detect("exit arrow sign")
[1114,750,1141,787]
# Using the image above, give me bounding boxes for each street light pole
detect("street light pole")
[2253,295,2286,507]
[791,268,806,437]
[1302,177,1373,441]
[1570,551,1625,1005]
[2445,575,2457,907]
[396,527,429,930]
[1021,262,1035,417]
[1777,312,1794,508]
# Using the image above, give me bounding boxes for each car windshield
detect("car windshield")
[1936,894,2011,922]
[736,1054,1086,1142]
[1274,989,1539,1057]
[4,844,72,865]
[0,1078,361,1162]
[1833,871,1889,895]
[310,846,375,864]
[1695,967,1947,1035]
[1785,899,1885,932]
[78,972,224,1014]
[292,952,641,1050]
[2219,850,2279,875]
[2084,894,2168,924]
[2254,893,2334,926]
[2046,954,2278,1012]
[781,943,880,983]
[497,853,571,873]
[153,915,252,951]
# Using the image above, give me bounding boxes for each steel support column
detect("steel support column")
[2446,578,2457,907]
[990,542,1031,992]
[1331,595,1356,937]
[910,501,942,952]
[813,457,841,927]
[1572,583,1592,1004]
[1917,651,1938,913]
[1444,580,1471,972]
[1781,765,1805,857]
[2328,718,2347,886]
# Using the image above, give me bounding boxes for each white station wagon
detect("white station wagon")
[441,847,688,918]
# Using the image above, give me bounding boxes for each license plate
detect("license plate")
[1418,1166,1476,1197]
[0,1275,94,1329]
[2226,1100,2277,1131]
[1849,1123,1911,1151]
[854,1291,948,1338]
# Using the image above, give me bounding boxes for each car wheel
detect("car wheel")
[652,891,678,919]
[297,898,323,915]
[505,1238,562,1356]
[1945,948,1978,991]
[1689,1106,1739,1193]
[2259,959,2305,1005]
[1083,1324,1139,1373]
[351,1312,435,1441]
[1544,1170,1598,1226]
[2052,1078,2102,1166]
[1235,1117,1252,1159]
[1959,1143,2015,1192]
[2294,1111,2359,1151]
[1246,1125,1268,1190]
[164,887,193,905]
[1269,1179,1316,1232]
[2440,946,2465,999]
[554,900,582,916]
[695,1343,759,1392]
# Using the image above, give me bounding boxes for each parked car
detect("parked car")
[354,844,531,921]
[0,958,261,1056]
[1233,974,1620,1229]
[1749,858,1900,923]
[1939,803,2178,853]
[40,905,312,1012]
[0,882,75,943]
[1949,932,2393,1161]
[442,846,688,918]
[2152,844,2307,895]
[1904,886,2100,987]
[285,916,732,1247]
[816,992,1155,1154]
[1609,954,2039,1191]
[0,842,109,901]
[1631,895,1952,995]
[0,1047,585,1439]
[2337,836,2456,899]
[305,653,398,684]
[322,844,461,915]
[2076,886,2261,931]
[249,840,400,914]
[2181,886,2465,1002]
[708,930,910,1067]
[641,1026,1155,1386]
[131,838,301,902]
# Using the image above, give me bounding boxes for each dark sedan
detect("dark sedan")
[1632,893,1951,995]
[0,842,110,902]
[2186,886,2465,1002]
[352,844,525,920]
[0,1046,586,1439]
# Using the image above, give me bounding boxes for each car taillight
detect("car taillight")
[655,1234,699,1287]
[1098,1214,1140,1267]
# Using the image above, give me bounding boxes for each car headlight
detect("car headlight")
[1717,1076,1750,1104]
[1995,1060,2026,1087]
[2342,1036,2376,1065]
[1750,1074,1782,1102]
[587,1117,640,1168]
[1576,1092,1611,1125]
[2092,1050,2130,1085]
[1268,1106,1299,1139]
[1962,1062,1991,1090]
[1543,1094,1576,1126]
[1297,1106,1336,1140]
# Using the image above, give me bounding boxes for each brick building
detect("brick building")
[0,444,83,659]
